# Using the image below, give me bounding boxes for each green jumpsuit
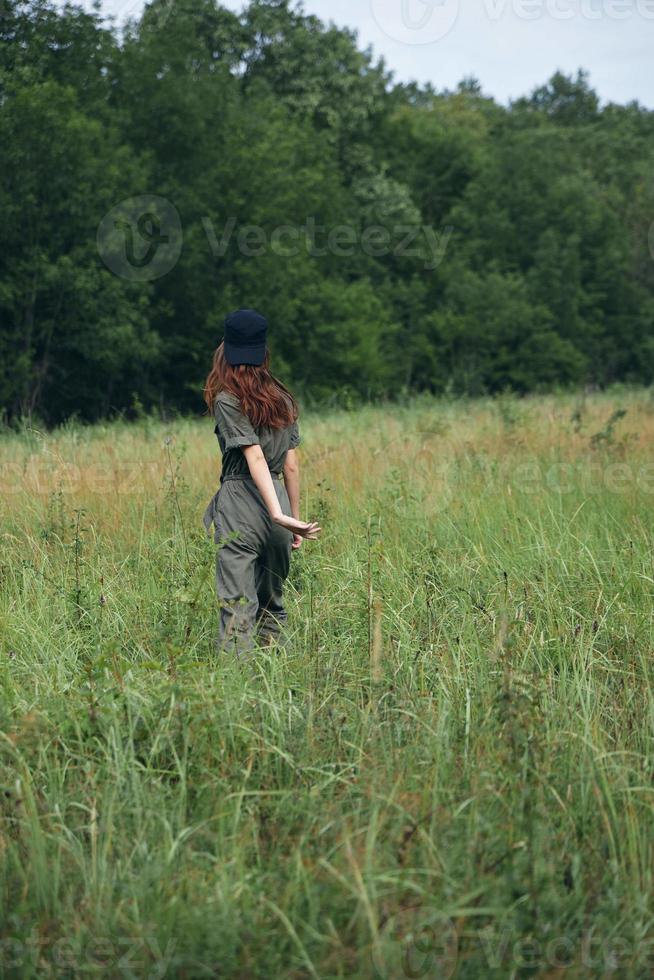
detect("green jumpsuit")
[202,391,301,658]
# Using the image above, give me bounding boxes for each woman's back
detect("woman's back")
[213,390,301,479]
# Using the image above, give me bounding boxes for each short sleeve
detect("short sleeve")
[289,420,301,449]
[213,393,260,450]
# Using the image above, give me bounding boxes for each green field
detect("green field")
[2,390,654,978]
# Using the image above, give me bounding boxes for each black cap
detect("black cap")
[223,309,268,366]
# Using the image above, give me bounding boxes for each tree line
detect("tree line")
[1,0,654,424]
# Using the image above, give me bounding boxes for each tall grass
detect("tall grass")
[1,389,654,977]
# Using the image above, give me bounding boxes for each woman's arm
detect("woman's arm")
[283,449,300,520]
[283,449,303,551]
[242,445,320,540]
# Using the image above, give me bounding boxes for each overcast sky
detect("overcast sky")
[91,0,654,108]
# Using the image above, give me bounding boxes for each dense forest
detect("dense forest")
[1,0,654,424]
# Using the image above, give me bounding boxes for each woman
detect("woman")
[203,309,321,658]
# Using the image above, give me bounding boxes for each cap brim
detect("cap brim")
[224,340,266,366]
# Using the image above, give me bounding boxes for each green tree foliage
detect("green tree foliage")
[1,0,653,424]
[0,61,156,421]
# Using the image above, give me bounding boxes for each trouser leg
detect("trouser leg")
[215,535,260,660]
[255,521,293,647]
[212,479,293,657]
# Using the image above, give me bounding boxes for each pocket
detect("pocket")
[214,482,263,550]
[213,508,235,547]
[202,490,220,535]
[215,520,257,549]
[213,507,256,549]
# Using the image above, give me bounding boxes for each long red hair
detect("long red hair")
[203,342,299,429]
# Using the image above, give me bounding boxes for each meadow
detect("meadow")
[1,389,654,978]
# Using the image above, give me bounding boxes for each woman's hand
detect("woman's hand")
[273,514,321,540]
[242,445,321,543]
[291,534,303,551]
